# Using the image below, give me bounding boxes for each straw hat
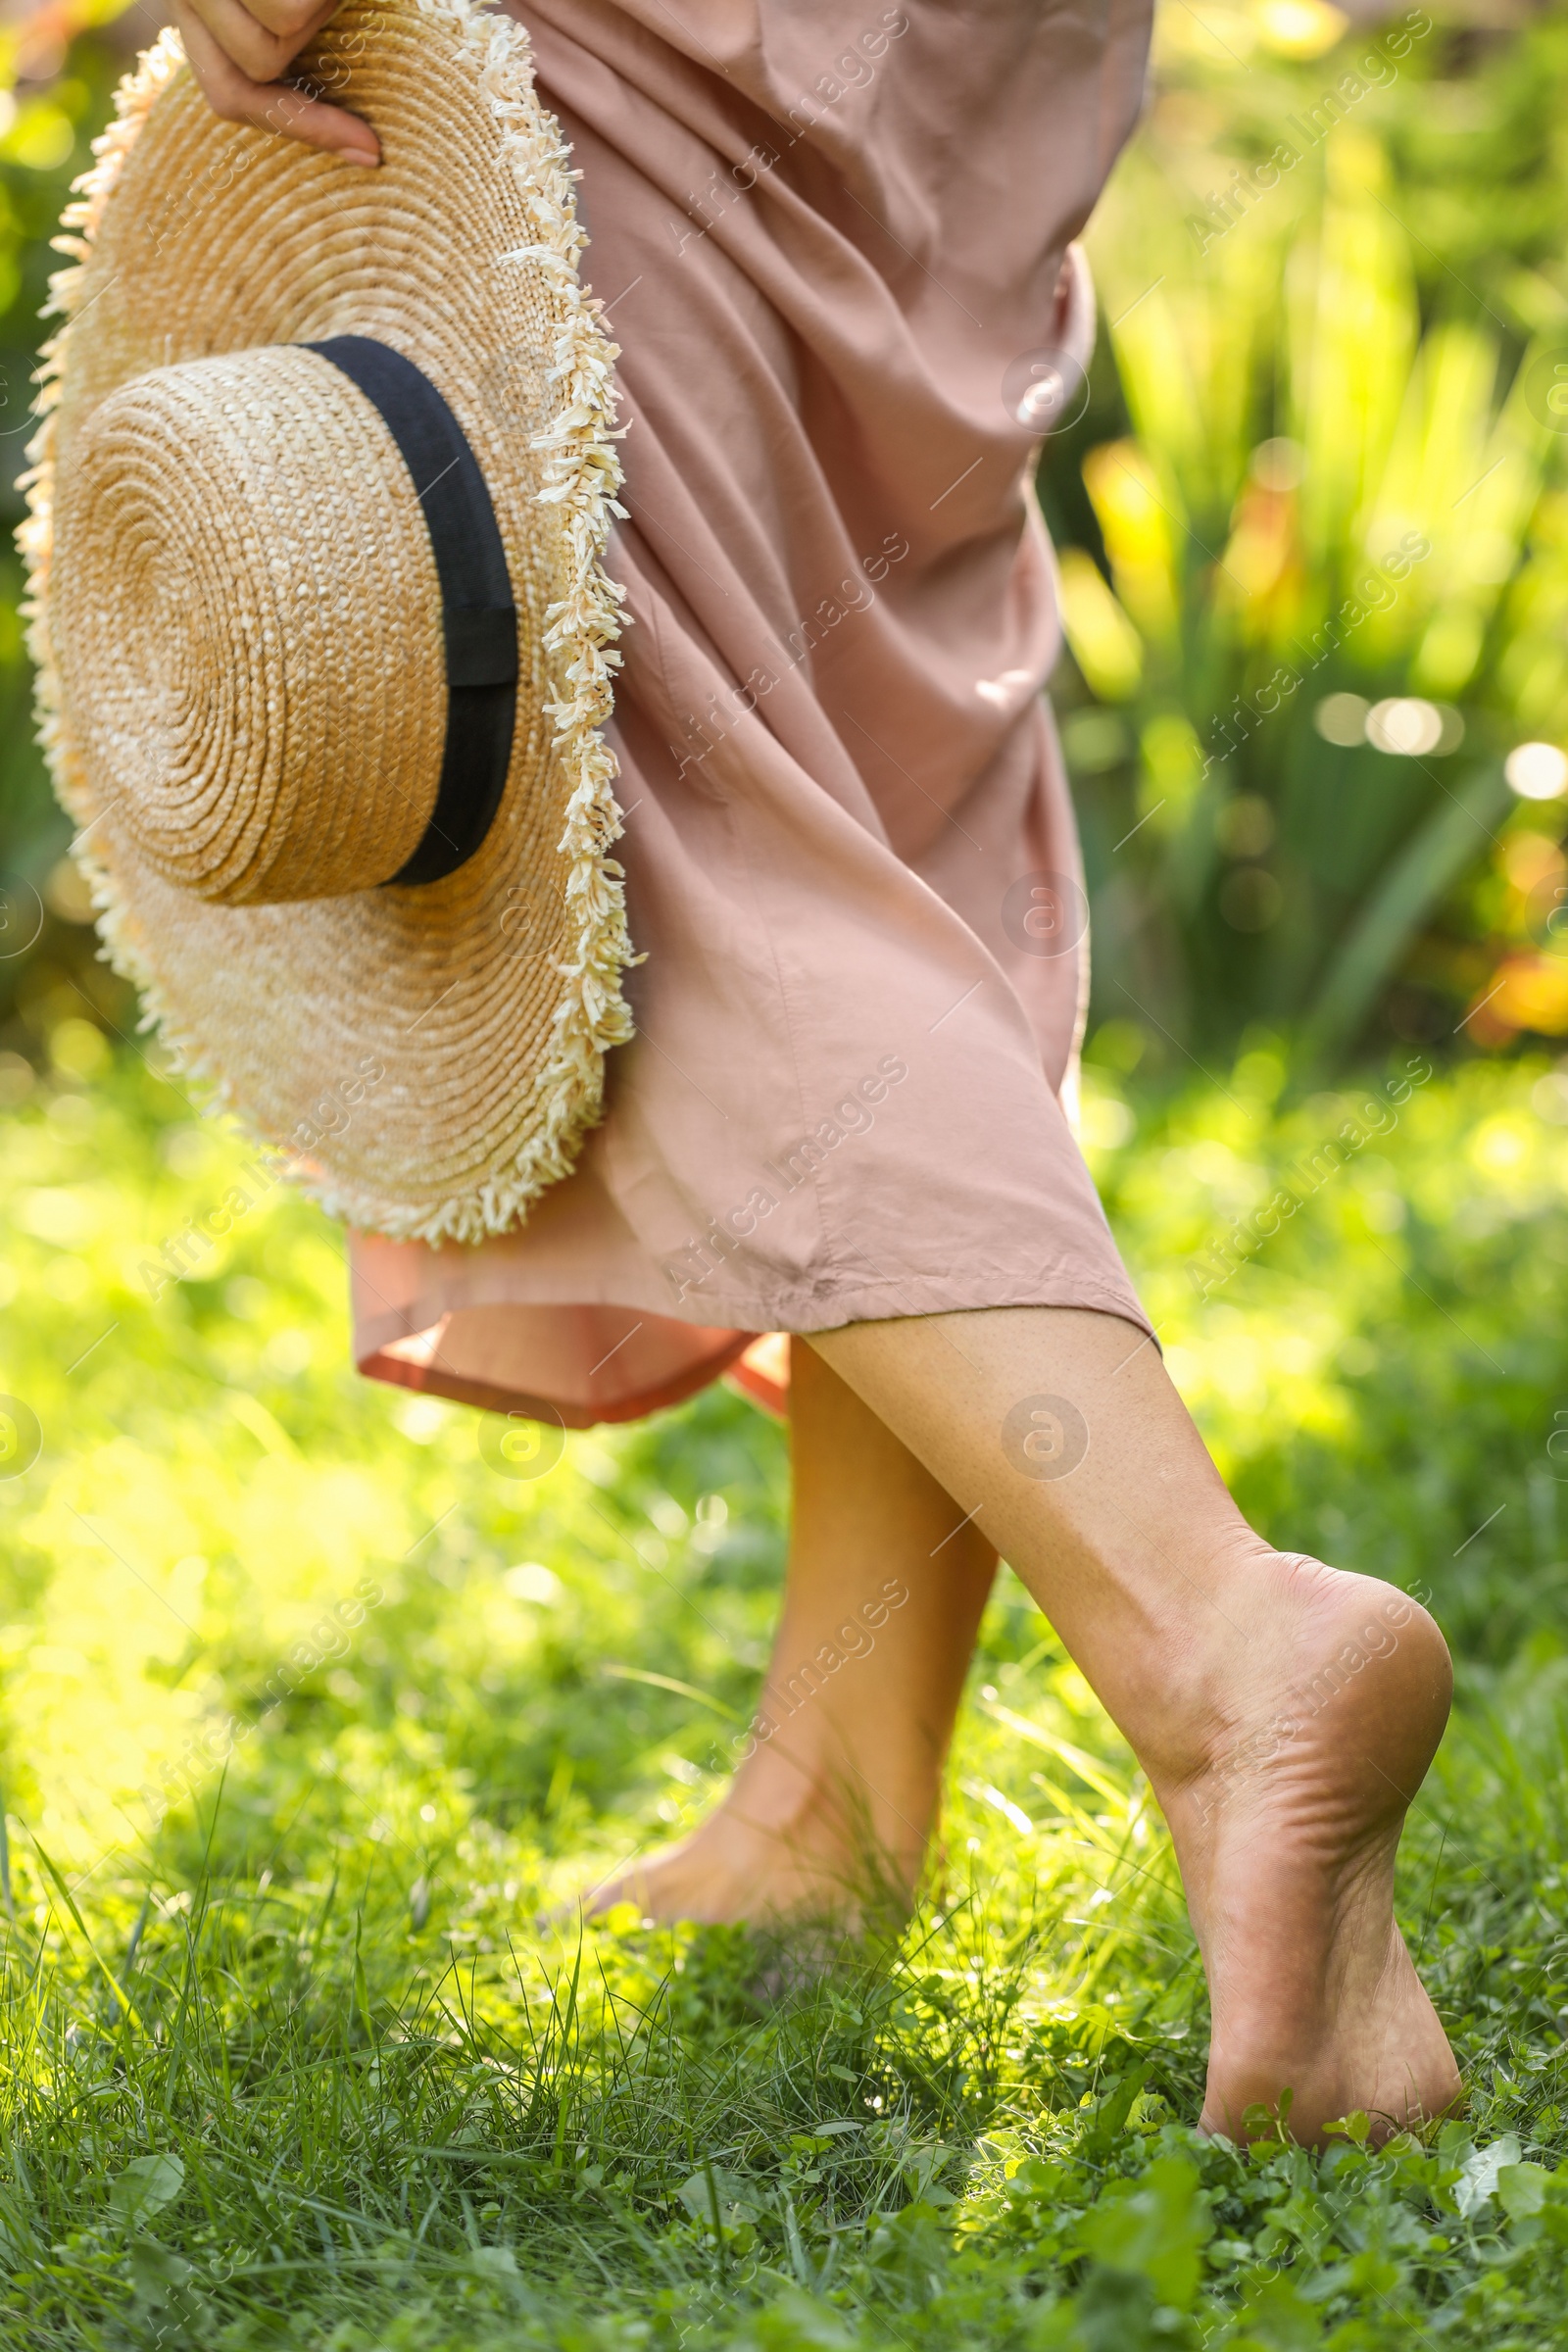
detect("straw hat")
[20,0,633,1244]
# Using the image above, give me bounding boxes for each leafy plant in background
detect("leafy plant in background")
[1046,0,1568,1068]
[0,0,142,1075]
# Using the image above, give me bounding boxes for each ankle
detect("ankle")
[1161,1551,1451,1824]
[1131,1547,1449,1806]
[729,1737,933,1891]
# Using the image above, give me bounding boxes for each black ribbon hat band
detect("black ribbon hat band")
[306,335,518,887]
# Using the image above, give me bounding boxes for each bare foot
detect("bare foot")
[1157,1555,1462,2145]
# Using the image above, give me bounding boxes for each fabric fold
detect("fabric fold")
[350,0,1157,1422]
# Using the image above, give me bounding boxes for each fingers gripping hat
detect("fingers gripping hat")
[20,0,633,1243]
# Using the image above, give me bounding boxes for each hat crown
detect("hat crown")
[53,345,448,906]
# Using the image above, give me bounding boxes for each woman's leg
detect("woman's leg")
[807,1304,1460,2142]
[585,1339,997,1923]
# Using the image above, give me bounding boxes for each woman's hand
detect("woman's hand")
[172,0,380,165]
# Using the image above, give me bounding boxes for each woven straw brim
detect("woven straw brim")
[21,0,632,1245]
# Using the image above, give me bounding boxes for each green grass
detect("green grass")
[5,1033,1568,2344]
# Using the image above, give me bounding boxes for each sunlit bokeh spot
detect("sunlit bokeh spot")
[1506,741,1568,800]
[1366,698,1445,757]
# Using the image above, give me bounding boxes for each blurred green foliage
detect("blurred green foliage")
[0,1,141,1063]
[1043,0,1568,1065]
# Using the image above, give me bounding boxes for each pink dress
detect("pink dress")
[350,0,1155,1427]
